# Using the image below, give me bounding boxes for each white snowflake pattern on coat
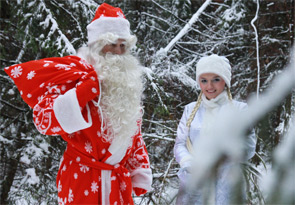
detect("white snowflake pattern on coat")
[79,164,89,173]
[120,181,127,191]
[91,87,98,93]
[85,141,93,153]
[91,181,99,193]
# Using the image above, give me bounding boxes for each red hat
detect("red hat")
[87,3,132,45]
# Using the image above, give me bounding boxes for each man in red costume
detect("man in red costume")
[5,3,152,205]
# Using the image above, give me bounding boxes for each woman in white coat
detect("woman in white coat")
[174,54,257,204]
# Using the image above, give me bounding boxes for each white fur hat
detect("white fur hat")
[87,3,134,45]
[196,54,232,88]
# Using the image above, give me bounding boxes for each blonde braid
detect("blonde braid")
[186,91,203,128]
[226,86,233,101]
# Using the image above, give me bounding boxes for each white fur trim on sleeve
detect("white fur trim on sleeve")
[53,88,92,134]
[131,168,152,191]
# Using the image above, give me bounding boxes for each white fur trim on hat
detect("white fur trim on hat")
[196,54,232,88]
[87,17,132,45]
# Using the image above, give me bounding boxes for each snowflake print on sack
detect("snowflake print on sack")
[55,64,72,71]
[69,63,76,67]
[43,60,53,67]
[74,173,78,179]
[27,93,32,98]
[27,70,36,80]
[58,180,62,193]
[74,71,88,76]
[68,188,74,203]
[46,83,61,94]
[84,190,89,196]
[76,157,80,162]
[68,133,75,139]
[79,164,89,173]
[33,101,54,135]
[37,94,45,103]
[136,154,144,160]
[10,66,22,78]
[61,85,67,91]
[62,164,67,172]
[91,181,99,193]
[39,82,45,88]
[58,197,67,205]
[51,126,62,133]
[79,59,92,69]
[59,156,64,168]
[85,141,93,153]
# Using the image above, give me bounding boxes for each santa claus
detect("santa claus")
[5,3,152,205]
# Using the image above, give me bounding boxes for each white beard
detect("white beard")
[79,49,144,147]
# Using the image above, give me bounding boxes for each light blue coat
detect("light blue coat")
[174,99,257,205]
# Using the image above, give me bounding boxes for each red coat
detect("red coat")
[5,56,152,204]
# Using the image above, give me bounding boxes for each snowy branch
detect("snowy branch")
[251,0,261,99]
[39,0,76,54]
[159,0,212,54]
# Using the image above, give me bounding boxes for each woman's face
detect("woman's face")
[101,39,127,55]
[199,73,226,100]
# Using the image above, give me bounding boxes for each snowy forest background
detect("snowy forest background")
[0,0,294,204]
